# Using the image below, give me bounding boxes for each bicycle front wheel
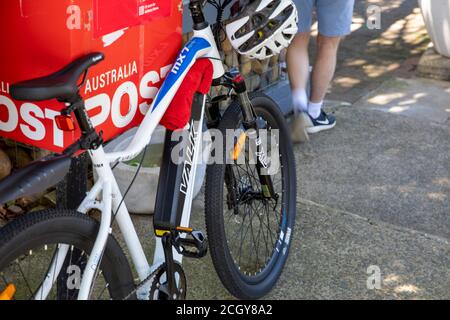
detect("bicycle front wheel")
[0,210,135,300]
[205,93,297,299]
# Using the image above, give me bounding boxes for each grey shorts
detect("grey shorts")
[293,0,355,37]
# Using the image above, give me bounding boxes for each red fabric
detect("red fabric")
[160,59,213,131]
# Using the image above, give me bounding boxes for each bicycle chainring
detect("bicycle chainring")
[149,262,187,300]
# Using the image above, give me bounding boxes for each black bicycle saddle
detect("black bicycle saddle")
[10,52,104,102]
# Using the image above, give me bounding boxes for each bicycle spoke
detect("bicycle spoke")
[225,149,283,274]
[227,202,248,257]
[248,205,260,272]
[255,201,274,264]
[16,261,33,298]
[237,204,254,269]
[98,282,109,300]
[264,202,277,246]
[253,200,271,262]
[251,201,267,269]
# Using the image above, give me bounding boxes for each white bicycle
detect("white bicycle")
[0,0,297,300]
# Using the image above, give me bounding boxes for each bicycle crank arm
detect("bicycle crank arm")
[161,234,179,300]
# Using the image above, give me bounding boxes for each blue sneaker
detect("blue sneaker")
[305,111,336,134]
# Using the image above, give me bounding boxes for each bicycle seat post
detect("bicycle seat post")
[63,93,103,151]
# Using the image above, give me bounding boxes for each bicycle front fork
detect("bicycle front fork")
[213,68,277,199]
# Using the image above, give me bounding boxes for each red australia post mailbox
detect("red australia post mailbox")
[0,0,182,153]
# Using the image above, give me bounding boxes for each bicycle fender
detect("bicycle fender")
[0,155,72,204]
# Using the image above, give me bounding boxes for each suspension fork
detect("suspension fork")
[238,90,276,199]
[218,70,277,200]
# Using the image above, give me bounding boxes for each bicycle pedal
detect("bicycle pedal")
[174,230,208,259]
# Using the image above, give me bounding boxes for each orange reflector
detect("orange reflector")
[0,284,16,301]
[176,226,193,233]
[55,115,75,132]
[233,133,247,161]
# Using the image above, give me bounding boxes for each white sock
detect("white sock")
[292,88,308,113]
[308,101,323,119]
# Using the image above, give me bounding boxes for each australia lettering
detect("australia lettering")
[84,61,138,95]
[0,81,9,94]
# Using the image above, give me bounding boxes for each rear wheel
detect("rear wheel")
[0,210,135,300]
[205,93,296,299]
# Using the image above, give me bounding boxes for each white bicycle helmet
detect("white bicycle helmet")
[225,0,298,60]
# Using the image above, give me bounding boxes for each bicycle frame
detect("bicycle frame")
[34,23,225,300]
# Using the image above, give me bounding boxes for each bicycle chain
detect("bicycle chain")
[123,263,165,301]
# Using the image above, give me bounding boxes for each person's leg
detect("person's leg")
[308,34,341,118]
[287,0,314,114]
[302,0,354,133]
[288,32,312,142]
[288,0,314,143]
[287,32,311,113]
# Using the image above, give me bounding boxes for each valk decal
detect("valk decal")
[0,0,182,153]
